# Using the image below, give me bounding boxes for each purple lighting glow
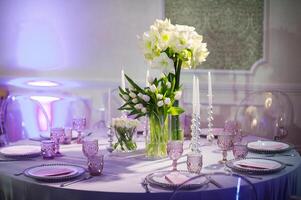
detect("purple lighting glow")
[17,21,65,70]
[27,80,59,87]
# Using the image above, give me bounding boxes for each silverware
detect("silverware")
[206,176,222,188]
[141,178,150,193]
[60,175,93,187]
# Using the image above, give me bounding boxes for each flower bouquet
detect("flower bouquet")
[119,18,209,157]
[112,117,139,152]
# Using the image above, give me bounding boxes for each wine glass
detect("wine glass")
[73,117,87,144]
[82,139,99,158]
[217,133,234,163]
[167,140,183,171]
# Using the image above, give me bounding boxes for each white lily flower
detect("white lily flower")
[164,98,171,105]
[174,91,182,100]
[150,52,174,73]
[150,84,157,92]
[156,94,163,99]
[132,98,138,104]
[157,101,164,107]
[129,92,136,98]
[142,95,150,102]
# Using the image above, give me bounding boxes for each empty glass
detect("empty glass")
[224,120,242,143]
[232,142,248,159]
[88,155,104,176]
[73,118,87,144]
[167,140,183,171]
[187,153,203,174]
[82,139,99,158]
[50,127,64,156]
[217,134,234,163]
[41,140,55,159]
[63,127,72,144]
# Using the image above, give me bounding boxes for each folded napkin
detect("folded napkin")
[34,168,74,177]
[236,160,278,170]
[165,172,190,185]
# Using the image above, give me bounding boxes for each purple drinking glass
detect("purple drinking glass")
[217,133,234,163]
[232,142,248,159]
[50,127,64,156]
[82,139,99,158]
[224,120,242,143]
[41,140,55,159]
[167,140,183,171]
[187,153,203,174]
[73,118,87,144]
[88,154,104,176]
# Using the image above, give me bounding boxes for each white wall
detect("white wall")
[0,0,300,144]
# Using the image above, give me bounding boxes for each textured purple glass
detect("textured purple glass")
[187,153,203,174]
[73,118,86,144]
[167,141,183,171]
[82,139,99,158]
[233,142,248,159]
[88,155,104,176]
[50,127,64,155]
[217,134,234,163]
[41,140,55,159]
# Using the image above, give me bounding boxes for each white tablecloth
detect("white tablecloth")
[0,136,300,200]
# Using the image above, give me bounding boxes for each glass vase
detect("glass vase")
[146,114,168,158]
[113,127,137,152]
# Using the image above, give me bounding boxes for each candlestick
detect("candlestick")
[196,76,200,116]
[121,69,126,91]
[192,75,196,115]
[107,88,111,126]
[208,71,212,106]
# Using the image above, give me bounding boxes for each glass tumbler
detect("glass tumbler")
[187,153,203,174]
[82,139,99,158]
[88,155,104,176]
[41,140,55,159]
[232,142,248,159]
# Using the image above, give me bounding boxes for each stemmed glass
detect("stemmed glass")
[167,141,183,171]
[73,118,87,144]
[217,133,234,163]
[50,127,64,156]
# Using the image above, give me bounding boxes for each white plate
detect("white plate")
[24,164,86,182]
[247,141,291,153]
[226,158,285,174]
[0,145,41,158]
[146,171,209,190]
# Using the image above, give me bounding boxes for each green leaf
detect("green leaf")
[167,106,185,116]
[124,74,144,93]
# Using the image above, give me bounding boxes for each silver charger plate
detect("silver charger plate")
[0,145,41,158]
[247,141,292,154]
[24,163,86,182]
[226,158,285,175]
[145,170,209,190]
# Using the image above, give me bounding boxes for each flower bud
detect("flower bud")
[142,95,150,102]
[157,101,164,107]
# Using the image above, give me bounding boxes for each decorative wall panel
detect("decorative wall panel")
[165,0,264,70]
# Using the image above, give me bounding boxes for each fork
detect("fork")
[60,175,93,187]
[140,178,150,193]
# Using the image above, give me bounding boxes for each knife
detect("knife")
[206,176,222,188]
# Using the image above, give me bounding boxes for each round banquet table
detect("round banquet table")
[0,136,301,200]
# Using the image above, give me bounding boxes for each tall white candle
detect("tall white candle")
[192,75,196,115]
[208,71,213,106]
[107,88,111,125]
[196,77,200,115]
[121,69,126,91]
[146,70,150,87]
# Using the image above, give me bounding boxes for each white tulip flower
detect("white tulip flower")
[123,94,130,101]
[138,93,143,98]
[134,104,143,110]
[129,92,136,98]
[132,98,138,104]
[174,91,182,100]
[156,94,163,99]
[142,95,150,102]
[150,84,157,92]
[157,101,164,107]
[141,107,147,113]
[164,98,171,105]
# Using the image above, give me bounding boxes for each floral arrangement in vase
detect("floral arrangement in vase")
[112,117,139,151]
[119,18,209,157]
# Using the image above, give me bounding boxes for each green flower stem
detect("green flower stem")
[114,127,137,151]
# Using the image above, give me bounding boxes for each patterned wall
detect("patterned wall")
[165,0,264,70]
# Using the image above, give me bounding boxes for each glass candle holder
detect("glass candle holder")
[232,142,248,159]
[41,140,55,159]
[187,153,203,174]
[50,127,64,156]
[82,139,99,158]
[88,155,104,176]
[63,127,73,144]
